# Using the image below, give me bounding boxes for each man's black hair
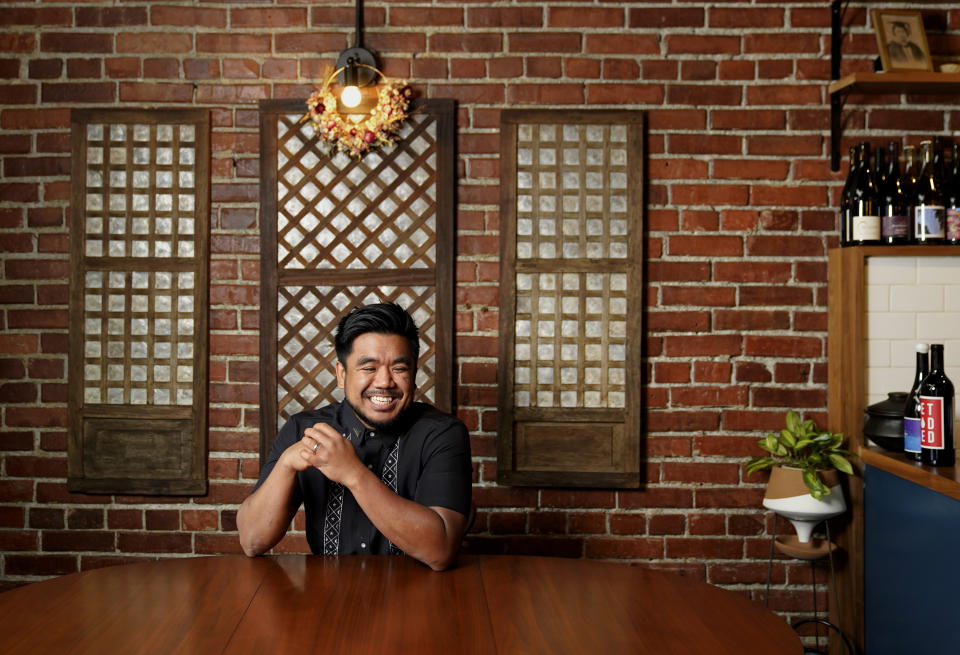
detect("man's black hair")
[334,302,420,366]
[891,21,910,35]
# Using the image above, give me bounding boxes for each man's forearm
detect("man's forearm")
[236,463,299,557]
[346,468,465,571]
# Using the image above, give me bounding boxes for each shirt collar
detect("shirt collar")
[338,400,414,443]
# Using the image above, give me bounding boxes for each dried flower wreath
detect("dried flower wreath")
[303,66,412,158]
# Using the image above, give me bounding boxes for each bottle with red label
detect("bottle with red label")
[919,344,955,467]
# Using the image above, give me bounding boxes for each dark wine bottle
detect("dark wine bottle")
[904,343,929,461]
[902,145,919,212]
[873,145,886,191]
[880,141,910,244]
[920,344,955,467]
[850,142,880,245]
[840,145,857,247]
[947,143,960,245]
[913,140,946,243]
[933,137,947,190]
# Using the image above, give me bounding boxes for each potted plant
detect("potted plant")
[747,410,855,546]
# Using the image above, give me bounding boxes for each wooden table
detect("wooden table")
[0,554,800,654]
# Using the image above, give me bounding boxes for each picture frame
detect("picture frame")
[872,9,933,73]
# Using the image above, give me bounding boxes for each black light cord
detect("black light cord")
[353,0,363,48]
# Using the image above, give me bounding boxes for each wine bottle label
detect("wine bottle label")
[881,214,909,238]
[852,215,880,241]
[904,416,922,453]
[920,395,945,449]
[914,205,946,239]
[947,208,960,240]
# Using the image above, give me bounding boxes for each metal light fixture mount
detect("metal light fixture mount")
[336,47,377,89]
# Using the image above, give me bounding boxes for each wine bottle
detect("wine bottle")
[873,145,886,192]
[933,136,945,183]
[903,343,929,461]
[947,143,960,245]
[913,140,946,243]
[880,141,910,244]
[920,344,955,467]
[850,142,880,245]
[840,146,857,247]
[902,144,919,208]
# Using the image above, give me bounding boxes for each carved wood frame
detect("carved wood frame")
[257,98,457,464]
[67,109,210,495]
[497,110,645,488]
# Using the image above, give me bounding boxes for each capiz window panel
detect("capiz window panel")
[498,110,644,488]
[68,109,210,495]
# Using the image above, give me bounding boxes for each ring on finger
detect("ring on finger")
[312,442,319,453]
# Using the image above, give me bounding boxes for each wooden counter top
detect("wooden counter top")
[858,445,960,503]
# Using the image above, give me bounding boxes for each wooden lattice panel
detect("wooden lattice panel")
[277,284,437,419]
[498,110,644,488]
[259,99,456,462]
[276,117,439,271]
[68,109,209,495]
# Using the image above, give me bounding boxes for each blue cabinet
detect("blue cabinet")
[864,466,960,654]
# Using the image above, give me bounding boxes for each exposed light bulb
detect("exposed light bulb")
[341,85,362,108]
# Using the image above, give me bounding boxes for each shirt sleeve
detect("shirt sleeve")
[413,418,473,517]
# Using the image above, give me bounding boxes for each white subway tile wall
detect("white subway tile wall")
[865,257,960,423]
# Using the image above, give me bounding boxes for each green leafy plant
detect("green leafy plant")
[746,410,855,500]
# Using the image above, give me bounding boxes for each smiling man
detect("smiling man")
[237,303,473,571]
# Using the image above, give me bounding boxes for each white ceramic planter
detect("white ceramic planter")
[762,466,846,543]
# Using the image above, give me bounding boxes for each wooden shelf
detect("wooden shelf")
[836,244,960,257]
[829,71,960,170]
[827,0,960,170]
[859,445,960,503]
[829,72,960,96]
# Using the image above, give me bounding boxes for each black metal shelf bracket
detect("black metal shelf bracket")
[831,89,851,172]
[830,0,850,171]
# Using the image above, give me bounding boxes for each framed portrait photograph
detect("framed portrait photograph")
[872,9,933,73]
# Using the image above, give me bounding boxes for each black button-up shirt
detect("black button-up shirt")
[255,401,472,555]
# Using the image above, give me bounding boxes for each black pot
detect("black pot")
[863,391,907,452]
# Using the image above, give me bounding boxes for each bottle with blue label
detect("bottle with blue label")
[903,343,929,460]
[913,141,946,243]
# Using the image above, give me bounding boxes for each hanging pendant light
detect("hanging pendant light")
[302,0,413,158]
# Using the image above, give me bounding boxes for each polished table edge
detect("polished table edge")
[0,554,802,654]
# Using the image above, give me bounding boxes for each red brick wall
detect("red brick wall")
[1,0,956,620]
